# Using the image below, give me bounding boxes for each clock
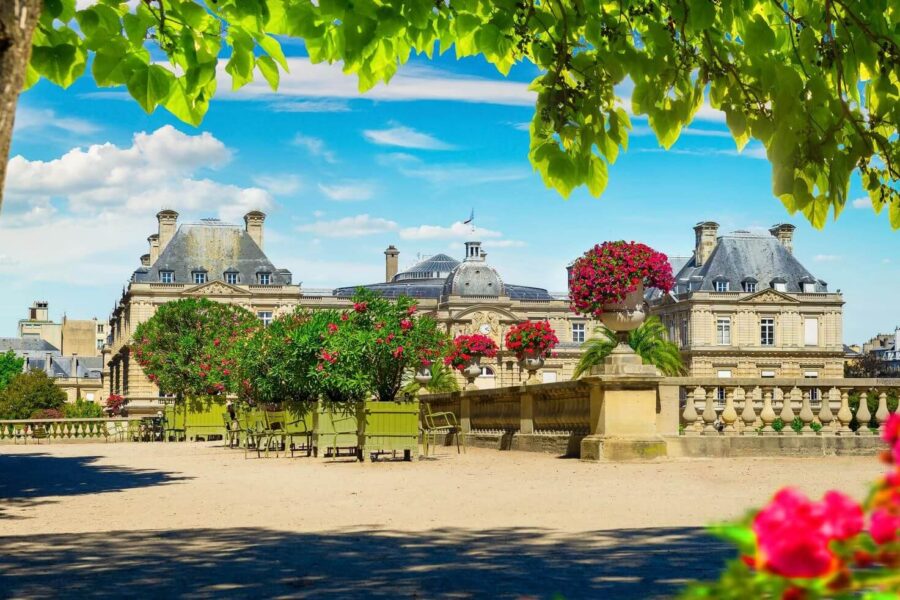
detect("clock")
[479,324,492,335]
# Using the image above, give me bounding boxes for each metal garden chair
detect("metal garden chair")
[421,402,465,456]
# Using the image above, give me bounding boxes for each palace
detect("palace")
[649,222,845,378]
[99,211,848,412]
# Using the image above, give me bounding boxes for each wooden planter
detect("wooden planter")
[358,400,420,461]
[312,403,359,458]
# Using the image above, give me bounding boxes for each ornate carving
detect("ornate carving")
[185,281,247,296]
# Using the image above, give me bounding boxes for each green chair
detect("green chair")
[257,410,290,458]
[421,402,465,456]
[239,410,262,458]
[286,409,314,458]
[162,406,186,442]
[222,413,242,448]
[312,403,359,459]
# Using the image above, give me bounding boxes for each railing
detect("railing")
[0,418,143,442]
[672,377,900,435]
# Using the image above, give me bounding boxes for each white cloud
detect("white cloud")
[297,214,398,237]
[399,221,504,241]
[14,106,100,136]
[253,174,302,196]
[312,210,326,218]
[318,182,375,202]
[630,124,733,138]
[0,127,273,283]
[814,254,841,262]
[852,197,872,209]
[362,124,454,150]
[292,133,337,163]
[219,59,534,106]
[270,100,351,113]
[375,152,528,184]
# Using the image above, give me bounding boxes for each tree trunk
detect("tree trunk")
[0,0,41,216]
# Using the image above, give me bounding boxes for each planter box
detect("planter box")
[358,400,420,461]
[312,403,359,457]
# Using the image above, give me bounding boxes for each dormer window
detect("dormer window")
[713,278,730,292]
[802,282,816,293]
[159,271,174,284]
[225,271,239,285]
[742,278,758,293]
[770,278,787,292]
[192,271,207,285]
[257,272,271,285]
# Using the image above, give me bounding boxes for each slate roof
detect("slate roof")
[0,338,60,354]
[393,254,459,281]
[133,219,291,285]
[672,231,827,294]
[26,356,103,379]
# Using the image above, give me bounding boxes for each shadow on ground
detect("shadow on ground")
[0,453,188,518]
[0,525,731,599]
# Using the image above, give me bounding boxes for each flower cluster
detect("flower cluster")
[105,394,126,415]
[445,333,498,371]
[505,320,559,361]
[685,414,900,597]
[568,241,674,318]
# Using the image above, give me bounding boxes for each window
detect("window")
[715,387,726,405]
[159,271,174,283]
[714,280,730,292]
[225,272,238,285]
[257,272,271,285]
[803,282,816,293]
[716,317,731,345]
[774,282,787,292]
[192,271,207,285]
[717,370,732,378]
[743,281,757,293]
[480,366,495,377]
[804,318,819,346]
[761,370,776,378]
[572,322,585,344]
[542,371,558,384]
[760,318,775,346]
[258,311,273,327]
[680,319,690,348]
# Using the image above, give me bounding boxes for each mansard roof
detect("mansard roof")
[673,231,826,294]
[133,219,291,285]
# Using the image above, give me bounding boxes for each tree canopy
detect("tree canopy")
[0,350,25,392]
[0,370,67,419]
[4,0,898,227]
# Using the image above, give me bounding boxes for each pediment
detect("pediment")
[184,280,251,297]
[451,305,519,323]
[739,288,799,304]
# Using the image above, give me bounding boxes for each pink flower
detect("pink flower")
[393,346,404,358]
[400,319,413,331]
[870,509,900,544]
[353,302,368,313]
[340,313,349,322]
[752,488,862,578]
[327,323,338,334]
[407,305,418,315]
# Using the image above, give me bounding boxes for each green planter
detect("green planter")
[358,399,420,461]
[312,403,359,458]
[164,402,229,441]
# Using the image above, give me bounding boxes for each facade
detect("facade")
[860,328,900,375]
[18,301,61,350]
[17,300,104,357]
[650,222,845,378]
[102,210,302,412]
[0,338,103,403]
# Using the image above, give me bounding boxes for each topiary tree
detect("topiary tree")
[132,298,260,406]
[0,370,66,419]
[1,1,897,227]
[0,350,25,392]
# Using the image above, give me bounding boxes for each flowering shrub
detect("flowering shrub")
[105,394,125,415]
[445,334,499,371]
[568,241,674,318]
[505,320,559,361]
[30,408,64,419]
[683,414,900,597]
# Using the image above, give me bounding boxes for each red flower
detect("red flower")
[393,346,404,358]
[407,305,418,315]
[400,319,413,331]
[353,302,368,313]
[340,313,349,322]
[213,338,221,347]
[870,509,900,544]
[327,323,338,334]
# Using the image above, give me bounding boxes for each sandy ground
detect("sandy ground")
[0,442,886,599]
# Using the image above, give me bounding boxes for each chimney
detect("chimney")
[895,326,900,354]
[693,221,719,267]
[140,254,151,267]
[769,223,796,254]
[148,233,160,264]
[244,210,266,250]
[157,209,179,254]
[384,245,399,282]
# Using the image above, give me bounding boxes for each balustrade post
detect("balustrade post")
[721,387,738,434]
[682,387,700,434]
[460,395,471,434]
[835,388,853,434]
[875,391,889,433]
[760,387,777,435]
[702,387,718,435]
[740,386,757,434]
[856,391,872,435]
[799,389,815,435]
[818,388,835,433]
[778,387,796,432]
[520,393,534,435]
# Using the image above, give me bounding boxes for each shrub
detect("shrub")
[31,408,64,419]
[0,371,66,420]
[63,398,104,419]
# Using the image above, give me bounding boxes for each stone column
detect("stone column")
[520,392,534,435]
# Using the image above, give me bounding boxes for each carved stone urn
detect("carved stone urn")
[461,359,482,391]
[413,365,432,396]
[518,356,545,385]
[593,283,659,377]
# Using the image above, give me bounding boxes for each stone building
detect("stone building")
[18,301,105,357]
[102,210,301,413]
[304,240,585,388]
[650,222,845,378]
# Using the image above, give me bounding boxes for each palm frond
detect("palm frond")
[573,316,685,377]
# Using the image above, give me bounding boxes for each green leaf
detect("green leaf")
[257,55,279,90]
[257,34,288,70]
[30,43,87,88]
[127,64,175,113]
[586,155,608,197]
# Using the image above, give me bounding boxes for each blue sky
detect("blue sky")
[1,42,897,343]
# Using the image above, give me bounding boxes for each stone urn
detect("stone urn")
[518,355,545,385]
[461,359,482,391]
[413,365,432,396]
[593,282,658,376]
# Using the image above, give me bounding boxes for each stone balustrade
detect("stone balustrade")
[670,377,900,436]
[0,418,143,443]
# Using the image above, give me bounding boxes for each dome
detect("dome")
[393,253,460,282]
[443,242,505,297]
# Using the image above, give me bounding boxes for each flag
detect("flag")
[463,209,474,225]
